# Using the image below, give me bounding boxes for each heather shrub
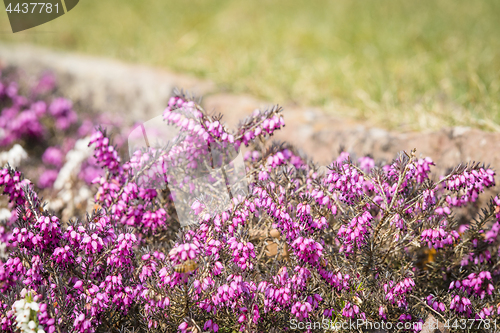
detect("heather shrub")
[0,67,127,220]
[0,73,500,333]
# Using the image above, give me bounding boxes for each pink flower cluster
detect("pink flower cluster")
[414,157,435,183]
[0,71,109,191]
[291,236,323,265]
[227,237,255,270]
[341,301,365,319]
[325,163,365,204]
[426,295,446,312]
[445,167,495,206]
[421,228,459,249]
[338,211,372,254]
[89,131,122,173]
[0,168,33,206]
[384,278,415,308]
[169,242,200,264]
[450,295,473,316]
[239,109,285,146]
[449,272,494,299]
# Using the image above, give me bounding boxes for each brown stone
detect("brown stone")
[269,229,281,238]
[421,314,450,333]
[249,228,288,258]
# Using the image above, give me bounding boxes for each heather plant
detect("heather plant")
[0,85,500,333]
[0,67,127,220]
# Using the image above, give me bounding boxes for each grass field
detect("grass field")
[1,0,500,131]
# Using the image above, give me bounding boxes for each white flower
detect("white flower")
[13,299,25,311]
[0,208,11,221]
[74,185,92,204]
[0,144,28,167]
[0,241,7,260]
[29,303,39,311]
[53,136,92,191]
[12,291,45,333]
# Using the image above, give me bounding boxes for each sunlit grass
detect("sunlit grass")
[1,0,499,131]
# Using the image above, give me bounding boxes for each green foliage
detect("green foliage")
[1,0,500,130]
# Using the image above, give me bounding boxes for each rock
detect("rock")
[421,314,450,333]
[0,43,215,122]
[248,228,287,258]
[269,229,280,238]
[451,126,471,138]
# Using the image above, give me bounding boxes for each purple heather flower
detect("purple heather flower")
[38,169,58,189]
[49,97,77,130]
[42,147,64,168]
[358,156,375,172]
[33,72,56,95]
[378,306,387,320]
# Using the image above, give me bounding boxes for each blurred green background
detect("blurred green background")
[1,0,499,131]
